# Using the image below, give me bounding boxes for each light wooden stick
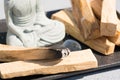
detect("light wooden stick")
[100,0,120,36]
[71,0,100,40]
[90,0,102,19]
[0,44,69,61]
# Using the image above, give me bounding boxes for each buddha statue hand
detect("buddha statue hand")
[19,33,37,47]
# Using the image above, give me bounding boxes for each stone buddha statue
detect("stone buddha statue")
[4,0,65,47]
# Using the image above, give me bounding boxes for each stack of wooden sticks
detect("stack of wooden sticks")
[52,0,120,55]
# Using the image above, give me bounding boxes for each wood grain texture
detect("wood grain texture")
[52,10,115,55]
[0,49,98,79]
[0,44,64,61]
[108,32,120,45]
[71,0,100,40]
[108,20,120,45]
[90,0,102,19]
[100,0,120,36]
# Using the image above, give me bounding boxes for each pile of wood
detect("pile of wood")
[52,0,120,55]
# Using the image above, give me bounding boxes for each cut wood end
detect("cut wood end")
[104,39,115,55]
[108,32,120,45]
[85,37,115,55]
[52,10,75,27]
[106,19,120,45]
[100,23,117,36]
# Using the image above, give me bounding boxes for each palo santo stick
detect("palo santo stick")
[0,44,64,61]
[52,10,115,55]
[71,0,100,40]
[90,0,102,19]
[100,0,120,36]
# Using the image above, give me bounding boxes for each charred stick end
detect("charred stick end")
[51,48,71,59]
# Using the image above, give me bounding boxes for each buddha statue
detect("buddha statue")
[4,0,65,47]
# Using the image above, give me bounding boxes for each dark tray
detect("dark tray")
[0,10,120,80]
